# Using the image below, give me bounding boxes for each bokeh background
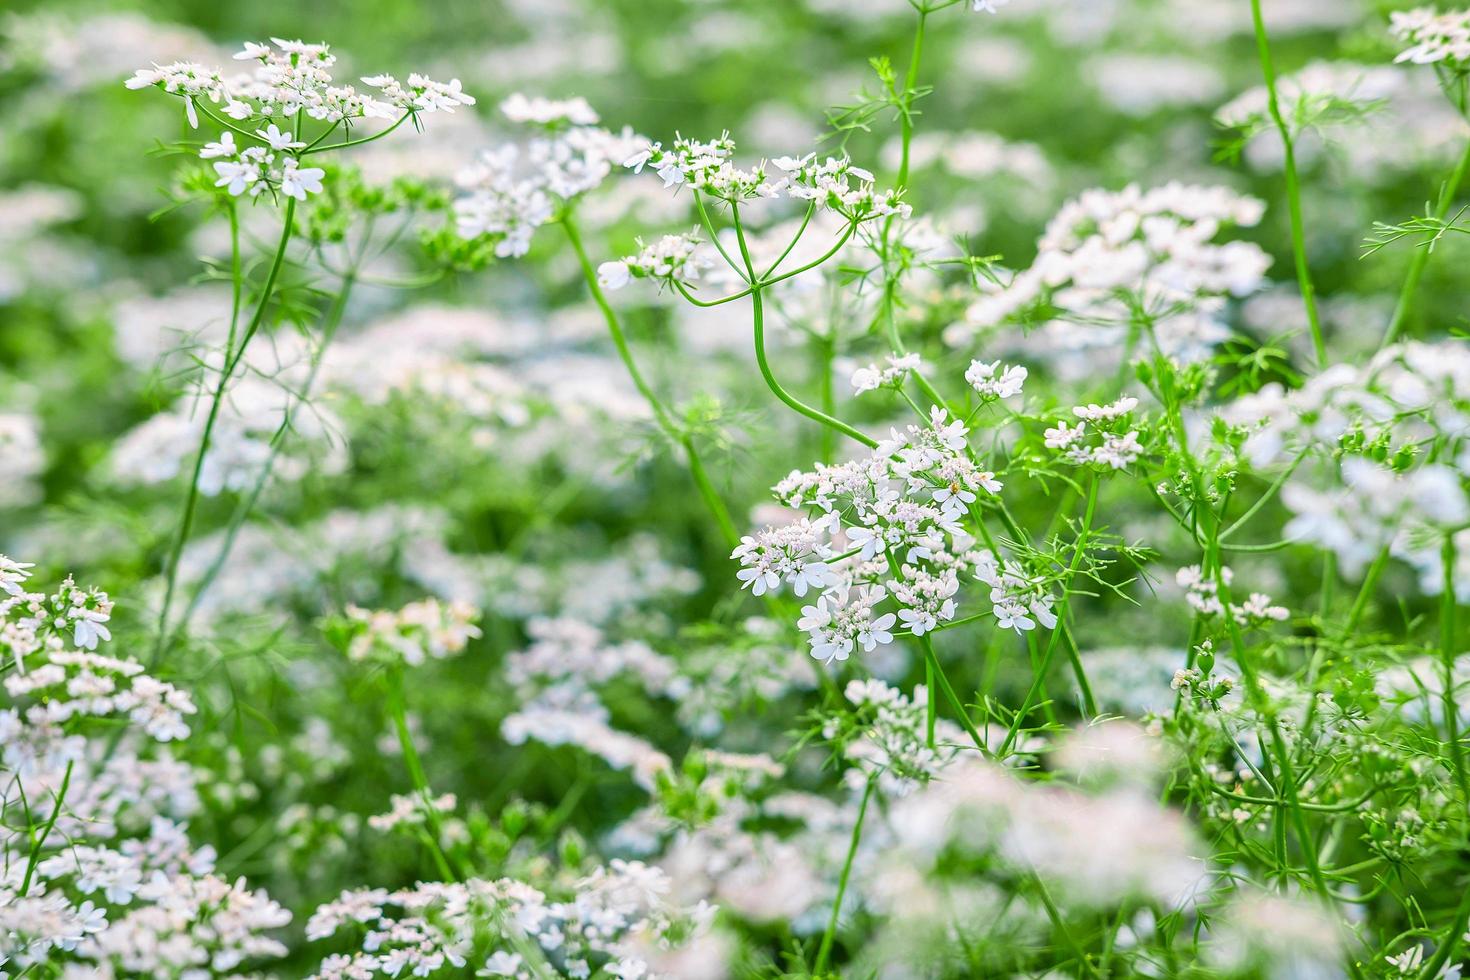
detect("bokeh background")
[1,0,1462,972]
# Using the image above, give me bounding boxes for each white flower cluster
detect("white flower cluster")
[306,861,714,980]
[199,128,324,200]
[368,791,458,833]
[598,232,713,291]
[126,37,472,128]
[887,748,1203,910]
[626,134,908,218]
[0,558,112,656]
[127,40,470,203]
[1044,397,1144,471]
[500,618,681,789]
[1390,8,1470,67]
[964,358,1027,402]
[1284,459,1469,597]
[6,649,196,742]
[954,183,1270,364]
[975,548,1059,634]
[342,598,483,667]
[454,93,645,256]
[835,679,963,797]
[742,407,1012,662]
[851,353,925,396]
[1,560,289,974]
[1176,565,1289,626]
[732,515,838,598]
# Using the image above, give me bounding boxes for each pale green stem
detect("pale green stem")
[1441,534,1469,802]
[1380,138,1470,351]
[1249,0,1327,367]
[150,196,297,668]
[563,213,742,549]
[385,668,457,882]
[813,776,876,975]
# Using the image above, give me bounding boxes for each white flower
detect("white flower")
[212,160,260,196]
[256,123,305,151]
[850,366,883,394]
[280,161,326,201]
[199,132,237,159]
[597,261,631,290]
[966,359,1028,401]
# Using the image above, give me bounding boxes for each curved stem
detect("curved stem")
[563,213,742,549]
[763,202,816,280]
[1218,445,1310,541]
[1249,0,1327,368]
[730,206,877,449]
[150,196,297,667]
[300,112,413,155]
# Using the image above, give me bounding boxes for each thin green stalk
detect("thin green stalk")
[19,760,72,895]
[1345,547,1390,632]
[385,668,457,883]
[895,10,928,191]
[300,112,412,155]
[998,477,1099,758]
[1441,534,1469,802]
[176,272,359,629]
[150,196,297,668]
[818,334,836,465]
[729,207,878,449]
[921,635,990,755]
[1380,138,1470,351]
[563,212,742,549]
[1249,0,1327,367]
[813,776,876,975]
[1218,445,1311,541]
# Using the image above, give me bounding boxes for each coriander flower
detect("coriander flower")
[851,353,924,396]
[965,359,1027,401]
[1390,8,1470,67]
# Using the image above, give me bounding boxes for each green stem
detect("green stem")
[1441,534,1469,802]
[895,10,928,191]
[1380,138,1470,351]
[730,207,877,449]
[385,668,457,882]
[998,476,1099,757]
[19,760,73,895]
[177,271,358,629]
[150,196,297,668]
[813,776,876,975]
[1345,547,1390,632]
[563,213,741,550]
[818,333,836,465]
[300,112,413,155]
[1249,0,1327,367]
